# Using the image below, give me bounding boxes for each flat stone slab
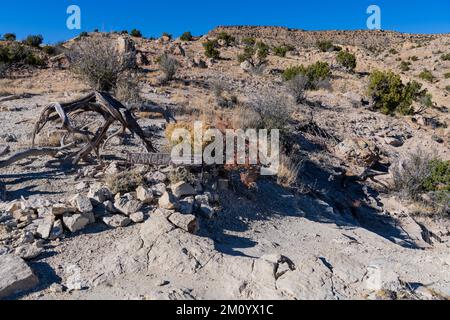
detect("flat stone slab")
[0,254,39,299]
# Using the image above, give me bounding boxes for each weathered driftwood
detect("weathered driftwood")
[33,91,157,165]
[0,91,157,168]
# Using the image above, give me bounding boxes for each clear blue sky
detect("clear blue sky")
[0,0,449,44]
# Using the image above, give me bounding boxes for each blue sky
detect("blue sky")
[0,0,449,44]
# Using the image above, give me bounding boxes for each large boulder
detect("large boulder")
[168,212,199,234]
[114,194,143,216]
[0,255,39,299]
[171,182,196,198]
[116,36,137,69]
[62,213,90,233]
[88,184,112,204]
[69,194,93,214]
[136,186,154,204]
[158,192,180,210]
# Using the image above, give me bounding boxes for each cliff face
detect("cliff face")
[209,26,445,47]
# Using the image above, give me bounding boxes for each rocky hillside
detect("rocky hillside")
[0,27,449,300]
[209,26,444,47]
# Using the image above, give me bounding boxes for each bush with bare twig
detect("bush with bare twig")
[158,53,179,83]
[287,75,308,104]
[277,153,304,187]
[391,149,449,217]
[68,37,131,91]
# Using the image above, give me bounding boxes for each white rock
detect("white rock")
[69,194,93,214]
[0,254,39,299]
[168,212,199,234]
[146,171,167,184]
[102,215,132,228]
[136,186,154,204]
[171,182,196,198]
[158,192,179,210]
[62,214,90,233]
[105,162,120,175]
[88,184,112,203]
[151,183,167,196]
[15,243,43,260]
[65,264,86,291]
[364,265,402,292]
[130,212,145,223]
[240,60,253,72]
[114,194,143,216]
[75,182,88,191]
[36,216,55,239]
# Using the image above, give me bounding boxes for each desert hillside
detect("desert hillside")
[0,26,449,300]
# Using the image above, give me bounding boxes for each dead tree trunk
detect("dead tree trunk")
[0,91,158,168]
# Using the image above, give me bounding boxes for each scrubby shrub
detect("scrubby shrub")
[217,32,235,46]
[130,29,142,38]
[203,40,220,59]
[277,153,303,187]
[180,31,193,41]
[367,70,431,115]
[273,45,294,57]
[423,160,450,192]
[158,53,179,82]
[317,40,340,52]
[282,61,331,90]
[69,37,131,91]
[168,167,195,185]
[238,41,269,67]
[392,150,449,216]
[2,33,16,41]
[446,85,450,92]
[79,31,89,38]
[399,61,411,72]
[336,51,357,72]
[241,37,256,46]
[250,93,293,134]
[392,149,433,200]
[24,34,43,47]
[115,73,142,106]
[419,69,435,83]
[0,43,44,67]
[444,72,450,79]
[389,48,398,55]
[42,45,56,55]
[441,53,450,61]
[409,56,419,62]
[106,169,144,194]
[287,75,308,104]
